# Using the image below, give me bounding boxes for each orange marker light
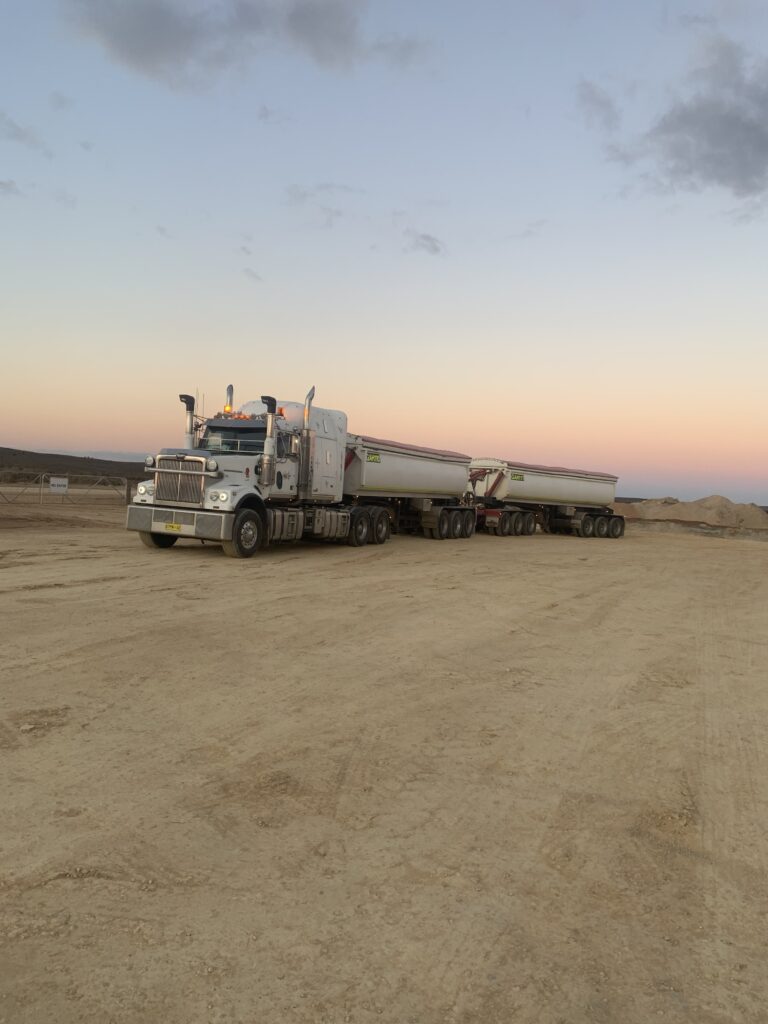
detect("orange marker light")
[223,404,232,414]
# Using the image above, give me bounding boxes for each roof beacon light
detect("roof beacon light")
[223,383,234,415]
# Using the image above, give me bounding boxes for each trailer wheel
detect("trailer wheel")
[498,511,512,536]
[594,515,609,538]
[608,516,625,538]
[511,512,523,536]
[222,509,264,557]
[139,531,177,549]
[347,509,370,546]
[523,511,536,535]
[370,508,390,545]
[579,516,595,538]
[461,509,476,538]
[434,510,449,540]
[449,510,463,539]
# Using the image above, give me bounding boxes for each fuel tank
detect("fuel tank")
[471,458,617,508]
[344,435,471,500]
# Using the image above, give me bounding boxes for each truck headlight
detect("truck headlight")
[137,484,147,495]
[218,491,230,502]
[144,456,155,468]
[206,458,218,471]
[147,485,155,496]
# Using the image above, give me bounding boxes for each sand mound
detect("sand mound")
[620,495,768,530]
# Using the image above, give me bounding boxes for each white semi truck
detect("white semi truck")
[126,386,474,557]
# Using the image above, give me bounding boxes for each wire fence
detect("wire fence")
[0,471,131,506]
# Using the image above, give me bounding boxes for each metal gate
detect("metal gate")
[0,471,130,505]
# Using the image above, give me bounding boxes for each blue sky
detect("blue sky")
[2,1,767,500]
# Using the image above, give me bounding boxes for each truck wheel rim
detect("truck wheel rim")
[241,522,258,548]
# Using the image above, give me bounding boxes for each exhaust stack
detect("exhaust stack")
[259,395,277,487]
[179,394,196,449]
[224,384,234,414]
[299,385,316,500]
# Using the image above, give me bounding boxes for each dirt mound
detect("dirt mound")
[620,495,768,531]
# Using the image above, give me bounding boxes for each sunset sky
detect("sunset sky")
[2,1,767,500]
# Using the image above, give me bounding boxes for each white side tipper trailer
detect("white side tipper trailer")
[126,386,474,557]
[469,458,624,538]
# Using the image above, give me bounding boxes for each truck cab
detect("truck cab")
[127,386,348,556]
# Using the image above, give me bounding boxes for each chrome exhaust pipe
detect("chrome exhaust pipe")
[179,394,195,449]
[225,384,234,413]
[259,395,277,486]
[299,385,315,500]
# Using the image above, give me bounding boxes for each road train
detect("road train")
[126,386,624,557]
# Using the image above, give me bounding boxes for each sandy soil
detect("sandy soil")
[1,508,767,1024]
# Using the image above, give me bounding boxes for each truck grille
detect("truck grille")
[154,456,206,505]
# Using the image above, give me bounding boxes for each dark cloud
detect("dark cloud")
[243,267,262,282]
[319,205,343,228]
[404,229,445,255]
[256,103,289,123]
[678,14,718,31]
[643,36,768,197]
[577,79,620,133]
[583,35,768,202]
[0,179,23,197]
[0,110,52,156]
[367,32,426,67]
[50,91,74,110]
[54,189,78,208]
[286,181,362,204]
[508,219,546,240]
[68,0,425,84]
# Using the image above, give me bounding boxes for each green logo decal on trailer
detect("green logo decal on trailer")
[509,472,524,481]
[366,453,381,463]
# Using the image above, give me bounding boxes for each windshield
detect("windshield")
[200,427,290,456]
[201,427,266,454]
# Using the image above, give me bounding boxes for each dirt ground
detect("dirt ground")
[1,507,767,1024]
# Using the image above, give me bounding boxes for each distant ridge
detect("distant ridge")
[0,447,145,479]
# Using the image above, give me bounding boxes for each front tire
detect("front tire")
[222,509,264,558]
[139,531,177,549]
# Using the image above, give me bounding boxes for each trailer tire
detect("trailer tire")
[222,509,264,558]
[608,516,625,538]
[449,510,463,539]
[370,508,390,545]
[579,516,595,538]
[139,531,177,549]
[510,512,523,536]
[498,511,512,536]
[347,509,370,546]
[594,515,609,538]
[523,511,536,535]
[461,509,476,538]
[434,510,449,540]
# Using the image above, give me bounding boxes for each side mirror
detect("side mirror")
[290,435,301,456]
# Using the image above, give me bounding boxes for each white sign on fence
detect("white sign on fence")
[49,476,69,494]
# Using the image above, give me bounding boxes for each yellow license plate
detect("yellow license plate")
[164,523,182,532]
